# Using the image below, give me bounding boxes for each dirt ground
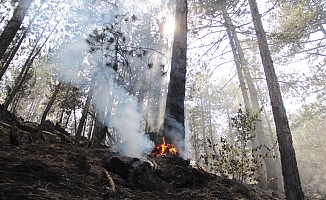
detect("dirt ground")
[0,119,281,200]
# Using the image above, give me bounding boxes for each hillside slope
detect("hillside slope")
[0,119,280,200]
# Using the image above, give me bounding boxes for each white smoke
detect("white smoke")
[53,37,90,85]
[53,38,154,158]
[53,37,154,158]
[92,68,154,158]
[51,0,177,158]
[108,93,154,157]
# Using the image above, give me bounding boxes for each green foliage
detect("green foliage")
[85,13,167,88]
[231,107,259,144]
[270,0,326,59]
[85,13,135,72]
[201,107,274,184]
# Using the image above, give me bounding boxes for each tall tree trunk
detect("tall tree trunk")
[221,3,250,110]
[87,114,95,140]
[199,90,208,159]
[0,0,33,61]
[0,46,37,117]
[75,83,95,145]
[59,86,72,124]
[188,111,199,163]
[221,0,268,188]
[91,115,102,147]
[64,111,71,128]
[248,0,304,199]
[36,82,62,138]
[163,0,187,151]
[0,16,60,118]
[261,98,284,193]
[230,15,278,190]
[0,1,44,80]
[0,30,27,80]
[207,93,218,157]
[73,106,77,135]
[26,95,36,121]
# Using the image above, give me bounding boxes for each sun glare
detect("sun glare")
[164,17,175,35]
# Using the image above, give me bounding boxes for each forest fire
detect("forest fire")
[151,137,178,157]
[197,164,207,172]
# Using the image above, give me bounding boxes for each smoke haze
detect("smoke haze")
[53,38,154,158]
[51,0,178,158]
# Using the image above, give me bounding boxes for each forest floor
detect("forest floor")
[0,116,281,200]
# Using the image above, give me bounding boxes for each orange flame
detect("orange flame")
[151,137,178,156]
[197,164,207,172]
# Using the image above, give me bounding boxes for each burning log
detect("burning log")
[151,137,178,157]
[102,150,220,192]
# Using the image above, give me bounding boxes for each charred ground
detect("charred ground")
[0,111,280,200]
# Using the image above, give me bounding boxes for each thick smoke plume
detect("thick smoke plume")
[92,68,154,158]
[51,0,177,158]
[54,39,154,158]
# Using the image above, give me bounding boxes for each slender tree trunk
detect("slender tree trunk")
[0,30,27,80]
[261,100,284,193]
[257,83,284,192]
[73,106,77,135]
[222,0,280,189]
[0,47,37,117]
[0,0,33,61]
[163,0,187,149]
[221,1,268,188]
[207,94,218,156]
[233,22,278,190]
[10,91,22,113]
[26,95,36,120]
[0,1,44,79]
[0,17,60,118]
[59,86,72,123]
[24,77,43,120]
[199,91,208,158]
[59,110,65,124]
[222,4,250,110]
[193,118,199,163]
[36,82,62,138]
[75,83,95,145]
[87,114,95,140]
[64,111,71,128]
[248,0,304,199]
[189,111,199,163]
[91,116,102,147]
